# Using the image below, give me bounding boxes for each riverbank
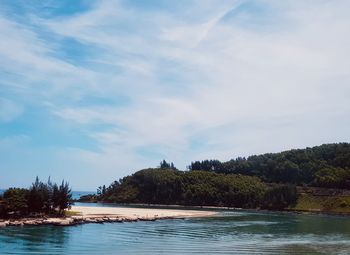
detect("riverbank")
[79,186,350,216]
[88,202,350,217]
[2,208,350,255]
[288,186,350,215]
[0,206,217,227]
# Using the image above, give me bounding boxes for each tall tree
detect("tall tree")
[3,188,28,215]
[57,180,72,214]
[159,160,170,169]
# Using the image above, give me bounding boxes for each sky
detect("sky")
[0,0,350,190]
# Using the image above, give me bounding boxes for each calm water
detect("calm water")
[71,191,95,200]
[0,208,350,255]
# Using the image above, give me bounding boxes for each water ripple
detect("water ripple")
[1,211,350,255]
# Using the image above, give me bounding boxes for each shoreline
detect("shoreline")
[0,205,217,227]
[76,201,350,217]
[1,203,349,228]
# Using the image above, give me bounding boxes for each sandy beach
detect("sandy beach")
[70,205,217,219]
[0,205,216,227]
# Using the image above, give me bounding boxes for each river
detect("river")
[0,207,349,254]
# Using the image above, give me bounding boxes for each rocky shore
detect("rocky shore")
[0,215,177,227]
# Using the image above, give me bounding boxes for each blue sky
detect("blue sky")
[1,0,350,190]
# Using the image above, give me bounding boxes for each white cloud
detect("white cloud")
[1,0,350,189]
[47,0,350,161]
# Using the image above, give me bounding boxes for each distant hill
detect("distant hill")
[86,143,350,212]
[189,143,350,189]
[94,168,297,210]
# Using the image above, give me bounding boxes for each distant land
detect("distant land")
[80,143,350,215]
[1,143,350,222]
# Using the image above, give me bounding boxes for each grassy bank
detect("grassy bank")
[290,187,350,214]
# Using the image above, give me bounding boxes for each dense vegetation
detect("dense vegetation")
[0,177,72,218]
[188,143,350,189]
[94,169,297,210]
[291,186,350,214]
[89,143,350,210]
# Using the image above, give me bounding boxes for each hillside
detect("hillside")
[290,186,350,214]
[86,143,350,213]
[189,143,350,189]
[91,169,297,210]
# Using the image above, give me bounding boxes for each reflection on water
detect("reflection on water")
[0,225,68,254]
[0,210,350,255]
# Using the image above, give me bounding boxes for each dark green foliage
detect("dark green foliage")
[95,143,350,210]
[181,171,266,207]
[98,168,284,209]
[56,181,72,214]
[0,177,72,218]
[159,160,177,170]
[262,185,298,210]
[313,167,350,188]
[27,177,50,213]
[189,143,350,189]
[97,185,106,196]
[2,188,29,215]
[188,160,223,172]
[77,194,98,203]
[52,183,60,211]
[130,169,183,204]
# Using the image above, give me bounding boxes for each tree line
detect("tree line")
[188,143,350,189]
[93,168,297,210]
[0,177,72,218]
[87,143,350,210]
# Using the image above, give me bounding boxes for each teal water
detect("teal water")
[71,191,95,200]
[0,209,350,255]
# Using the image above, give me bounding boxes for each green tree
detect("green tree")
[99,168,269,208]
[159,160,170,169]
[263,185,298,210]
[27,177,52,213]
[56,181,72,214]
[188,143,350,189]
[3,188,29,215]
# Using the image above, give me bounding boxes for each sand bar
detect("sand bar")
[0,206,216,227]
[71,205,217,219]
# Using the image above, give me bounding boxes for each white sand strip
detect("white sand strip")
[0,206,217,227]
[70,205,216,219]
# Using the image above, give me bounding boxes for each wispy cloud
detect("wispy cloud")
[1,0,350,189]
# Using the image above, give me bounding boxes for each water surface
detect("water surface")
[0,209,349,255]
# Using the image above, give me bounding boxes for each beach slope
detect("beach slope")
[71,205,216,220]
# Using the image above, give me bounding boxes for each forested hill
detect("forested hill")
[189,143,350,189]
[83,143,350,211]
[94,169,297,210]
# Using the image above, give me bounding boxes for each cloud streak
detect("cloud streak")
[0,0,350,189]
